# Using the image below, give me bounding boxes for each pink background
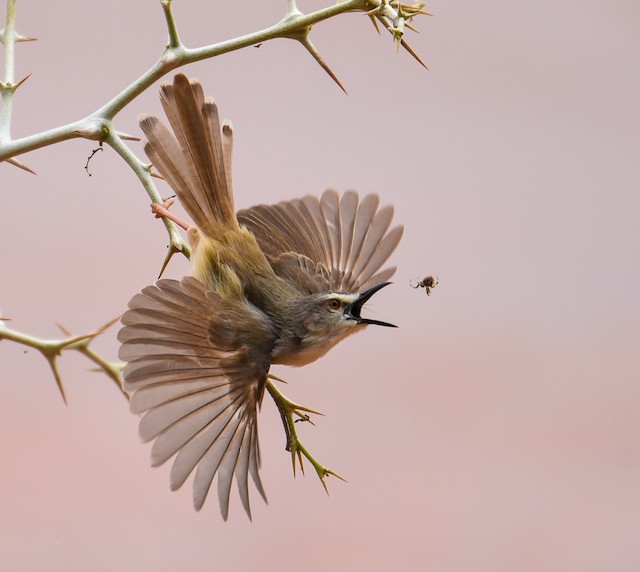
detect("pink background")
[1,1,639,570]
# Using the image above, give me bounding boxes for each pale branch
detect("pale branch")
[0,316,127,403]
[0,0,430,163]
[0,0,17,142]
[0,0,37,178]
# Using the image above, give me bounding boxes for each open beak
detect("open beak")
[347,282,397,328]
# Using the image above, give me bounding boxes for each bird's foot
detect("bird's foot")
[151,195,175,217]
[266,375,347,493]
[151,196,192,231]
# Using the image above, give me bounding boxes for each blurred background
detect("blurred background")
[1,1,639,570]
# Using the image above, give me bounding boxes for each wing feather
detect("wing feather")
[351,225,404,289]
[168,406,237,489]
[192,410,239,512]
[118,276,274,520]
[237,189,403,293]
[338,191,359,275]
[319,190,341,284]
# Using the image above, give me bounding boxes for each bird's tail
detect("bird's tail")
[139,73,238,235]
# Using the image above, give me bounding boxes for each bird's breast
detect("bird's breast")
[271,327,356,367]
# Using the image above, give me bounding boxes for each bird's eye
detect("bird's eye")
[326,299,341,311]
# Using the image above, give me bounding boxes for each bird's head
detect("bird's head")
[297,282,396,340]
[273,283,398,366]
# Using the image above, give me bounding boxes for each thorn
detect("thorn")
[368,14,381,35]
[116,131,141,141]
[13,73,31,90]
[405,6,433,17]
[88,364,125,375]
[157,244,181,279]
[56,322,72,337]
[364,3,387,17]
[93,315,123,335]
[6,158,37,175]
[56,316,119,341]
[298,36,348,95]
[327,469,348,485]
[58,333,98,350]
[1,29,38,43]
[401,38,428,69]
[295,450,305,477]
[46,356,68,405]
[143,163,164,180]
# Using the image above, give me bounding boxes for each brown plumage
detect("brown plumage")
[118,74,403,520]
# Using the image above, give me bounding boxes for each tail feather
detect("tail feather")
[140,73,237,234]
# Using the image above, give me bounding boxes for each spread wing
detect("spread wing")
[236,189,403,293]
[118,277,276,520]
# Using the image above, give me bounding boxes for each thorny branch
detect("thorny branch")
[0,0,431,163]
[0,0,432,398]
[0,316,126,404]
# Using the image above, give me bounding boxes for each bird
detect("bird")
[118,73,403,520]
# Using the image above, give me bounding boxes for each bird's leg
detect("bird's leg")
[266,375,347,493]
[151,196,192,232]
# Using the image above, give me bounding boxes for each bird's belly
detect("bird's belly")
[272,337,341,367]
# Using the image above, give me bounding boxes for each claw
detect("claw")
[267,372,288,384]
[151,196,176,219]
[266,377,346,493]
